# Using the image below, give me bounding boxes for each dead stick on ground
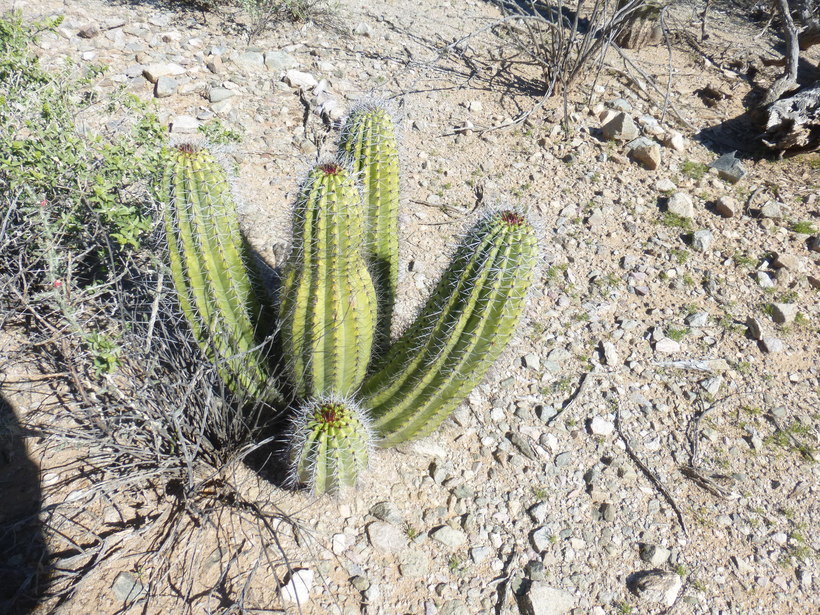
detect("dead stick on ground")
[615,402,688,536]
[547,371,609,427]
[145,270,164,353]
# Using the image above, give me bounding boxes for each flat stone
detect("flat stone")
[370,501,403,525]
[234,50,265,69]
[398,550,429,577]
[142,62,184,83]
[714,195,738,217]
[439,600,469,615]
[627,137,661,170]
[519,582,576,615]
[367,521,406,552]
[762,337,784,353]
[154,76,177,98]
[111,571,146,602]
[691,229,714,252]
[655,178,676,192]
[528,502,548,523]
[654,337,680,353]
[760,200,782,219]
[602,112,639,141]
[430,525,466,548]
[772,252,797,269]
[709,151,746,183]
[264,50,298,71]
[667,192,694,218]
[209,87,236,103]
[281,568,314,604]
[664,131,685,152]
[555,451,572,467]
[284,69,318,89]
[589,416,615,436]
[170,115,198,133]
[747,316,765,341]
[638,114,664,136]
[470,545,492,563]
[771,303,797,325]
[685,311,709,327]
[756,271,775,288]
[331,533,347,555]
[630,570,682,607]
[78,23,100,38]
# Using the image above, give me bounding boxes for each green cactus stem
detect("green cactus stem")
[360,210,537,447]
[339,104,400,350]
[279,163,377,398]
[289,397,371,495]
[161,143,279,403]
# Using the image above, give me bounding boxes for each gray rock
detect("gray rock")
[78,23,100,39]
[655,178,676,192]
[809,235,820,252]
[701,376,723,396]
[691,229,714,252]
[638,114,664,136]
[281,568,314,604]
[809,275,820,290]
[555,451,572,467]
[522,352,540,370]
[111,571,146,602]
[351,575,370,591]
[370,501,403,525]
[399,550,429,577]
[589,416,614,436]
[528,502,548,523]
[366,521,407,552]
[762,337,784,353]
[664,131,685,152]
[206,55,223,74]
[170,115,198,133]
[630,570,682,607]
[709,151,746,183]
[142,63,184,83]
[284,69,318,89]
[714,196,738,217]
[772,252,797,269]
[627,137,661,170]
[640,543,671,566]
[209,87,236,103]
[154,76,177,98]
[685,311,709,327]
[430,525,466,548]
[667,192,694,218]
[654,337,680,354]
[439,600,469,615]
[470,545,492,563]
[531,526,552,552]
[264,50,297,72]
[611,98,632,112]
[601,113,639,141]
[601,341,619,366]
[600,502,615,522]
[746,316,764,340]
[234,50,265,69]
[771,303,797,325]
[354,22,374,37]
[519,582,576,615]
[760,200,782,219]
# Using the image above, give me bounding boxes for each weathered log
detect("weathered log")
[760,80,820,151]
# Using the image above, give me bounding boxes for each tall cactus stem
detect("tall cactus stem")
[339,104,400,350]
[161,143,279,403]
[279,163,377,398]
[360,210,537,446]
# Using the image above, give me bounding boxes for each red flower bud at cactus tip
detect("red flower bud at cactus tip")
[500,210,525,226]
[53,280,62,288]
[316,402,344,425]
[39,199,47,207]
[175,143,198,155]
[319,163,341,176]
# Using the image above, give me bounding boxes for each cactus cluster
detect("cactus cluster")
[159,104,537,495]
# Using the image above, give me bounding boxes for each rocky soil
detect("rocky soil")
[1,0,818,614]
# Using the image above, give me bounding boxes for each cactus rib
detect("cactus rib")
[279,164,377,398]
[289,397,371,495]
[339,104,400,349]
[162,144,279,403]
[360,210,537,446]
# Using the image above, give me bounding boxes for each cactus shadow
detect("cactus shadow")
[0,394,49,615]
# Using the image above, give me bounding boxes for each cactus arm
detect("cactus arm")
[360,212,536,446]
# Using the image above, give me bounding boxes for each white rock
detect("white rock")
[281,568,314,604]
[519,582,576,615]
[331,533,347,555]
[589,416,615,436]
[367,522,406,552]
[601,341,619,366]
[771,303,797,324]
[667,192,694,218]
[654,337,680,354]
[170,115,198,133]
[655,178,676,192]
[665,131,685,152]
[284,69,318,89]
[632,570,682,607]
[531,526,552,552]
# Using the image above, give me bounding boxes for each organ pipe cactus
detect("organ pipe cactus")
[161,144,280,403]
[288,397,371,495]
[338,104,400,349]
[360,210,537,447]
[278,163,378,399]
